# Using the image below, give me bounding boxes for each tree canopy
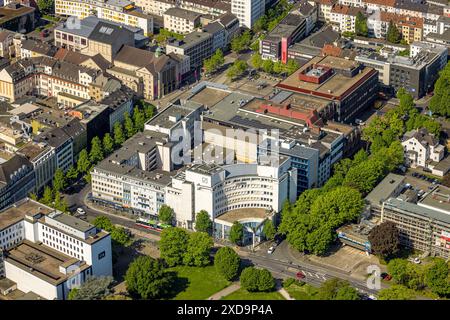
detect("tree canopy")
[159,227,189,267]
[355,12,368,37]
[68,276,114,300]
[240,267,275,292]
[425,258,450,297]
[429,61,450,117]
[125,256,173,299]
[158,205,174,225]
[263,220,276,241]
[229,221,244,245]
[317,278,360,300]
[214,247,241,281]
[386,21,401,44]
[183,232,213,267]
[368,221,400,258]
[195,210,212,234]
[378,284,415,300]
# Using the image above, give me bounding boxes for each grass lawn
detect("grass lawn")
[222,288,285,300]
[285,282,319,300]
[167,265,230,300]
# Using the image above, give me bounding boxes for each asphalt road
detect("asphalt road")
[69,183,382,297]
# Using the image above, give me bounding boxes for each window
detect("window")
[98,251,106,260]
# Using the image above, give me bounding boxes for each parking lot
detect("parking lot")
[404,169,441,195]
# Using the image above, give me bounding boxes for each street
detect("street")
[64,182,382,297]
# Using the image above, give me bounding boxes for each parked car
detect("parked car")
[413,258,421,264]
[267,246,275,254]
[77,207,86,215]
[296,271,305,279]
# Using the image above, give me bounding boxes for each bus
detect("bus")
[135,217,171,232]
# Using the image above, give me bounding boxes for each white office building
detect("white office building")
[231,0,265,29]
[0,199,112,300]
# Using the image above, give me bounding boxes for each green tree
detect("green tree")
[285,59,300,75]
[66,165,78,182]
[262,59,274,74]
[29,192,38,201]
[42,186,54,206]
[183,232,213,267]
[253,16,267,32]
[231,30,252,53]
[256,268,276,292]
[111,227,131,246]
[214,247,241,281]
[102,133,114,155]
[240,267,261,292]
[159,227,189,267]
[125,256,173,299]
[144,103,156,120]
[68,276,114,300]
[93,216,114,232]
[89,136,103,164]
[250,53,263,70]
[263,220,276,241]
[387,20,401,44]
[318,279,360,300]
[53,168,66,192]
[388,259,410,285]
[37,0,54,14]
[425,258,450,297]
[378,285,415,300]
[124,112,136,139]
[342,158,386,195]
[77,149,91,175]
[113,122,125,146]
[195,210,212,234]
[133,107,146,132]
[368,221,400,258]
[273,61,284,74]
[158,204,174,225]
[429,62,450,117]
[355,12,368,37]
[54,191,69,213]
[229,221,244,245]
[226,60,248,80]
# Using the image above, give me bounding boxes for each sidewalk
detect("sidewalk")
[276,280,293,300]
[207,283,241,300]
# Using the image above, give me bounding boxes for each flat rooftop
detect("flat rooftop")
[146,101,202,129]
[47,212,94,233]
[185,86,230,108]
[0,5,34,25]
[0,199,53,231]
[365,173,406,207]
[4,240,88,286]
[385,197,450,225]
[419,185,450,214]
[277,55,376,99]
[216,208,272,224]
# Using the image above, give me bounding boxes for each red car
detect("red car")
[296,271,305,280]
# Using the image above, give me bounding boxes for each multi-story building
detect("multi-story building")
[17,38,58,59]
[54,16,147,55]
[91,131,175,215]
[296,0,318,36]
[134,0,230,18]
[0,198,112,299]
[276,55,379,124]
[163,7,202,34]
[381,194,450,259]
[0,56,100,104]
[231,0,265,29]
[0,3,36,33]
[0,154,35,211]
[54,0,154,35]
[166,31,212,70]
[368,11,424,44]
[203,13,240,52]
[355,41,448,96]
[402,128,445,170]
[329,4,365,33]
[107,45,183,100]
[0,30,15,59]
[260,13,306,63]
[17,142,56,193]
[308,0,337,22]
[34,127,74,173]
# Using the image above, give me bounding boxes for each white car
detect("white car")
[76,207,86,215]
[267,246,275,254]
[413,258,421,264]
